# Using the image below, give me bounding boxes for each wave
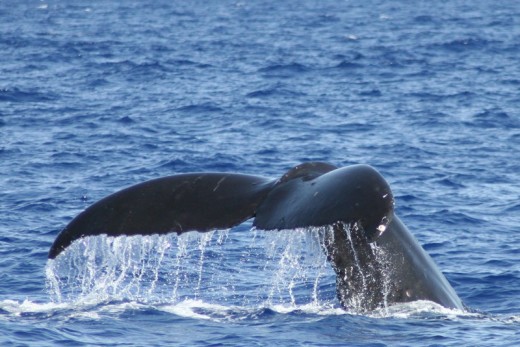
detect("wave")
[0,296,476,323]
[0,87,58,103]
[258,63,309,77]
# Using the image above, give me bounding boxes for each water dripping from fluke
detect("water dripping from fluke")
[44,225,461,318]
[45,228,338,315]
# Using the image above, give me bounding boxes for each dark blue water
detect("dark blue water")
[1,0,519,345]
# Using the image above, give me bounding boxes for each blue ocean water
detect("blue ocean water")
[1,0,519,345]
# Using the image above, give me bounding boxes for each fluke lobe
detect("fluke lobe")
[49,163,463,312]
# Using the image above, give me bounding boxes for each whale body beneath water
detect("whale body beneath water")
[49,162,464,312]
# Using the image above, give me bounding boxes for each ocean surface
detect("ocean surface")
[1,0,519,346]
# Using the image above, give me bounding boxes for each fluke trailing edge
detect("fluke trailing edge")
[49,163,463,311]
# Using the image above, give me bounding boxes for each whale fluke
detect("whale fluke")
[49,173,274,259]
[49,163,464,312]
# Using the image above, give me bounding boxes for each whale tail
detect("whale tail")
[48,163,464,311]
[48,173,274,259]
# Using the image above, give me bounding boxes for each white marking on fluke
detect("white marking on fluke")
[377,224,387,237]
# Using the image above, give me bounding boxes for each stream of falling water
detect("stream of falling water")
[45,225,401,315]
[45,227,338,309]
